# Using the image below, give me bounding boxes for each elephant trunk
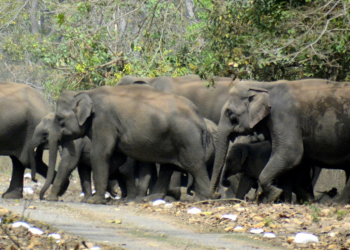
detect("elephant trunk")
[210,130,230,197]
[28,138,40,182]
[39,134,58,200]
[220,163,231,187]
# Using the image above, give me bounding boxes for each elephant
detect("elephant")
[0,82,51,199]
[117,75,236,124]
[30,113,154,202]
[221,141,314,203]
[45,84,211,204]
[164,118,218,200]
[211,78,350,204]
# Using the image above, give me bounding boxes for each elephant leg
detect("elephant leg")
[334,178,350,204]
[118,158,138,201]
[137,162,156,197]
[145,164,174,202]
[2,157,25,199]
[235,175,256,200]
[88,136,120,204]
[167,170,182,200]
[77,163,92,203]
[186,174,194,196]
[107,179,119,198]
[186,165,211,201]
[259,144,303,203]
[46,141,81,201]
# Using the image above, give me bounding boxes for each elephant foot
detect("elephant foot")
[143,193,166,202]
[87,195,106,204]
[2,190,23,199]
[57,180,70,197]
[333,195,349,205]
[258,186,283,204]
[80,195,91,203]
[45,195,59,202]
[167,188,181,200]
[134,196,146,203]
[164,196,177,202]
[211,192,221,199]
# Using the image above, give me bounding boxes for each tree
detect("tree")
[198,0,350,81]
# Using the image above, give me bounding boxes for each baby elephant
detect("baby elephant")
[221,141,314,203]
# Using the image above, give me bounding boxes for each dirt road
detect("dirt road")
[0,198,281,250]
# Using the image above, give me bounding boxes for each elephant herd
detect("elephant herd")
[1,77,350,205]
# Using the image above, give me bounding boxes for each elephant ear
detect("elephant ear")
[74,93,93,126]
[248,88,271,129]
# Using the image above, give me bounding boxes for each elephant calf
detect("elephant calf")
[222,141,314,203]
[30,113,154,202]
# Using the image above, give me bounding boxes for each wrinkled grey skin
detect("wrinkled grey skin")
[47,85,211,204]
[117,75,235,124]
[211,79,350,203]
[222,141,314,203]
[31,113,153,202]
[163,118,218,201]
[0,82,51,199]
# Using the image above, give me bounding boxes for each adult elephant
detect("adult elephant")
[30,113,153,202]
[46,85,211,204]
[0,82,51,199]
[118,75,235,124]
[211,79,350,203]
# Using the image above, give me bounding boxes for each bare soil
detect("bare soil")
[0,166,349,250]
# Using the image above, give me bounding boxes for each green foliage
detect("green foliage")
[1,0,350,99]
[336,210,348,221]
[310,205,320,223]
[199,0,350,81]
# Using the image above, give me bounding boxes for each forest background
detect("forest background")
[0,0,349,102]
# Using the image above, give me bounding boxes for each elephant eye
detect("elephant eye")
[56,116,65,127]
[225,109,235,119]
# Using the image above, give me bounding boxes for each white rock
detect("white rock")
[12,221,30,229]
[48,233,61,240]
[110,195,121,200]
[187,207,201,214]
[29,227,44,235]
[328,232,336,237]
[250,228,264,234]
[23,187,34,195]
[221,214,237,221]
[164,203,173,209]
[90,246,101,250]
[152,199,166,206]
[234,226,244,230]
[294,232,319,244]
[263,232,276,238]
[79,192,85,197]
[24,173,32,179]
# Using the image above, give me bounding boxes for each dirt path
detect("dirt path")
[0,198,281,250]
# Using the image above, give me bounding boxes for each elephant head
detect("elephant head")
[28,113,55,182]
[210,84,271,197]
[39,92,93,199]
